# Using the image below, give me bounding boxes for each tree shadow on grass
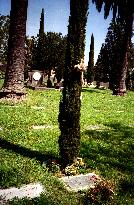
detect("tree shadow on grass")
[81,122,134,194]
[82,88,108,94]
[7,194,56,205]
[0,137,58,163]
[0,137,60,189]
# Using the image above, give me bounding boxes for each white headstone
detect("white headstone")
[33,72,41,81]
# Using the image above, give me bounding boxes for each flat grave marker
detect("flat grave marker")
[59,173,99,192]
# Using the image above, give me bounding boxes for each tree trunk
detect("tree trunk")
[47,70,52,88]
[113,13,133,96]
[0,0,28,99]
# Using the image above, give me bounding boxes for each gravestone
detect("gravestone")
[0,183,45,203]
[59,173,99,192]
[27,70,44,88]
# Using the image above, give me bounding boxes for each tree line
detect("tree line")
[0,11,67,84]
[0,8,133,93]
[0,0,133,167]
[94,17,134,93]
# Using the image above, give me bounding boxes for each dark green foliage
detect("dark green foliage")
[33,8,67,78]
[25,36,37,79]
[33,8,45,71]
[87,33,94,83]
[33,31,66,80]
[106,18,129,92]
[92,0,133,95]
[34,34,46,71]
[0,12,66,82]
[39,8,44,37]
[92,0,133,20]
[54,35,67,82]
[58,0,89,166]
[94,43,109,84]
[43,32,66,76]
[95,17,133,93]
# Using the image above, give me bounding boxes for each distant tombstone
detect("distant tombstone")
[99,82,109,89]
[33,72,41,81]
[27,70,44,87]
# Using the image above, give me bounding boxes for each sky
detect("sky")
[0,0,113,65]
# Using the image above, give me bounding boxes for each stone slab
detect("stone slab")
[86,125,104,130]
[31,106,45,110]
[0,183,45,203]
[59,173,99,192]
[32,125,53,130]
[34,87,55,90]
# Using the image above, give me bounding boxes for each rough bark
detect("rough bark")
[0,0,28,99]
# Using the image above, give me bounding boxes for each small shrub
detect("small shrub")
[64,157,85,176]
[84,179,114,205]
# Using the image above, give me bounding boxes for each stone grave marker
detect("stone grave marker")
[59,173,99,192]
[27,70,44,88]
[0,183,45,203]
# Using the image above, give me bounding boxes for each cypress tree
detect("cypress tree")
[95,17,130,92]
[34,8,45,71]
[94,43,108,87]
[92,0,133,96]
[58,0,88,167]
[87,33,94,83]
[39,8,44,37]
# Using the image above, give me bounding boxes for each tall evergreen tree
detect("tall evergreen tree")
[34,8,45,71]
[87,33,94,83]
[95,17,132,92]
[0,0,28,99]
[92,0,133,95]
[106,18,127,92]
[25,36,36,79]
[58,0,88,167]
[55,35,67,83]
[43,32,67,84]
[95,43,109,86]
[39,8,44,37]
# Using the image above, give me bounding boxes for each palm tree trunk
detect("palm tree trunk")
[0,0,28,99]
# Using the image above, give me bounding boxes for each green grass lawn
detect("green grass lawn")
[0,85,134,204]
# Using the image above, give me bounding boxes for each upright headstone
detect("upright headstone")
[27,70,44,87]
